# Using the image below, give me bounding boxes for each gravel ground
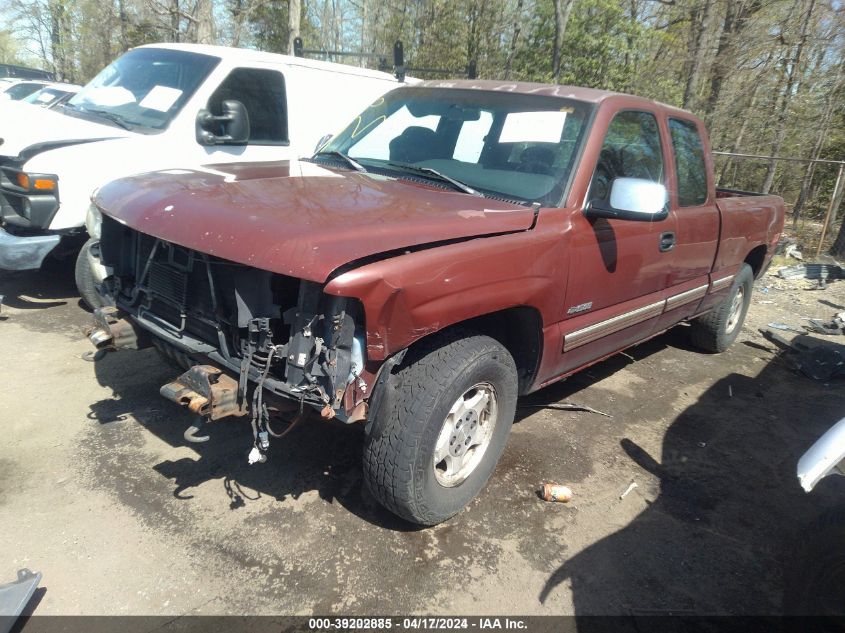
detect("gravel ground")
[1,259,843,616]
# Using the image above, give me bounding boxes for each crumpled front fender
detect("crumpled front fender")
[798,417,845,493]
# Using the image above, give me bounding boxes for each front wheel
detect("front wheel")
[689,263,754,353]
[74,238,106,310]
[363,332,518,525]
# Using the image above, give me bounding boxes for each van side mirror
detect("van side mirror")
[196,100,250,146]
[585,177,669,222]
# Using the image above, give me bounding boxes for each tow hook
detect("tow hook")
[160,365,246,444]
[86,306,150,351]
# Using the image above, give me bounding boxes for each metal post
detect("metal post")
[816,163,845,257]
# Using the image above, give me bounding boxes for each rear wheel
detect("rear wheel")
[363,331,518,525]
[690,263,754,353]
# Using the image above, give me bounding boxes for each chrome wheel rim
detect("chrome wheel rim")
[725,286,744,334]
[433,382,499,487]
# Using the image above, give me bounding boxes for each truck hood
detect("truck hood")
[0,103,130,158]
[94,160,535,283]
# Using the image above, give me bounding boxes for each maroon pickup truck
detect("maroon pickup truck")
[87,80,785,525]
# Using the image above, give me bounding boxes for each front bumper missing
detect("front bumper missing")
[0,227,59,271]
[160,365,246,421]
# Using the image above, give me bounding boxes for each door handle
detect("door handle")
[659,232,675,252]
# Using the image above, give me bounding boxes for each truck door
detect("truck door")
[557,108,677,375]
[652,116,720,331]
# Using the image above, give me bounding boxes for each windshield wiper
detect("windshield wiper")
[387,161,482,197]
[314,150,367,172]
[76,107,134,130]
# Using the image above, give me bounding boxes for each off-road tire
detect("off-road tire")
[690,263,754,353]
[784,508,845,618]
[363,331,518,526]
[75,238,104,310]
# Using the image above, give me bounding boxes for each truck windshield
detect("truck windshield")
[64,48,220,131]
[322,87,592,205]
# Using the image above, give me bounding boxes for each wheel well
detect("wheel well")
[442,306,543,395]
[745,245,768,278]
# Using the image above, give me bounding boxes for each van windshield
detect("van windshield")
[65,48,220,131]
[321,87,592,205]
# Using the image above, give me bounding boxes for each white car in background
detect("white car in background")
[0,79,50,101]
[0,43,412,307]
[21,83,82,108]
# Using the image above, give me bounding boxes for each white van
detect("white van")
[0,43,407,305]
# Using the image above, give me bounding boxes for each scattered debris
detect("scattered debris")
[540,483,573,503]
[806,320,843,336]
[728,385,733,397]
[697,441,707,448]
[619,482,638,500]
[784,244,803,261]
[761,329,845,381]
[522,402,611,418]
[777,263,845,282]
[768,322,802,332]
[758,300,774,305]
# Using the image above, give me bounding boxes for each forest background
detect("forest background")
[1,0,844,253]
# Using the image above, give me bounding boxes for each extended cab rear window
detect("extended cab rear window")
[669,118,708,207]
[321,87,592,206]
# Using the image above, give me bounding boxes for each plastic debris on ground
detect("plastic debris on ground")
[777,263,845,282]
[762,329,845,381]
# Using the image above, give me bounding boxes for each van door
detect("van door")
[557,108,677,375]
[197,66,291,164]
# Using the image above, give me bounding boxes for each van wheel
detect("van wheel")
[690,263,753,353]
[363,332,518,525]
[75,238,105,310]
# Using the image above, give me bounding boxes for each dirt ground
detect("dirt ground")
[1,257,844,617]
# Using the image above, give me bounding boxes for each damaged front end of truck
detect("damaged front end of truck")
[87,215,369,463]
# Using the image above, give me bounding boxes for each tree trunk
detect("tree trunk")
[503,0,524,79]
[682,0,715,111]
[194,0,215,44]
[552,0,574,81]
[117,0,129,51]
[791,64,845,227]
[170,0,181,42]
[288,0,301,55]
[827,174,845,258]
[761,0,816,194]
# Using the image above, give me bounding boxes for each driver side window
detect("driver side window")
[588,110,664,203]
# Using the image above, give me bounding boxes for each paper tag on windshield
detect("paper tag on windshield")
[499,111,567,143]
[139,86,182,112]
[36,91,54,103]
[85,86,134,106]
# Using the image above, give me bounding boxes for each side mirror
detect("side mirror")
[196,100,250,146]
[314,133,333,154]
[586,177,668,222]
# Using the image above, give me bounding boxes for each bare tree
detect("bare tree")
[552,0,574,81]
[288,0,300,54]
